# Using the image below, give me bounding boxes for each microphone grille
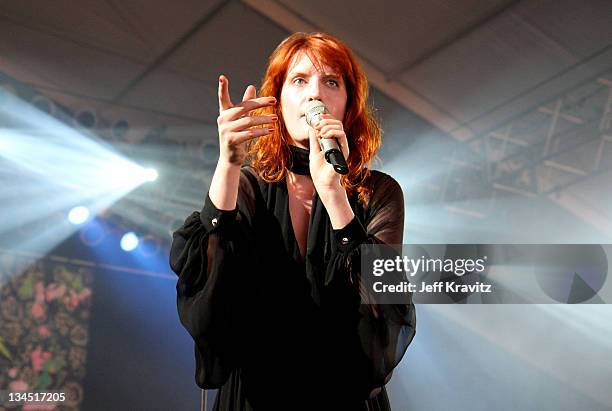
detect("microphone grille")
[304,100,329,127]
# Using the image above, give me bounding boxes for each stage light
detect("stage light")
[68,206,90,225]
[96,162,159,188]
[143,168,158,182]
[1,88,162,258]
[112,119,129,140]
[75,109,96,129]
[120,232,139,251]
[31,95,56,116]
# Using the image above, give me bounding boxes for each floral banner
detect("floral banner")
[0,253,93,410]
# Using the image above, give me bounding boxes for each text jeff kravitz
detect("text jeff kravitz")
[372,281,493,294]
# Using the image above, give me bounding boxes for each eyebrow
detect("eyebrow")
[288,71,342,80]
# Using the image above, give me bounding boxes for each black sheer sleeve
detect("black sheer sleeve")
[169,168,258,389]
[324,171,416,396]
[170,166,415,398]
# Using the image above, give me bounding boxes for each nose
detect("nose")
[306,80,322,102]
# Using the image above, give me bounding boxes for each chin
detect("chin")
[289,135,309,149]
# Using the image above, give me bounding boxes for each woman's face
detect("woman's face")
[280,52,348,149]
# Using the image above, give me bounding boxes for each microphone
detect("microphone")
[304,100,349,175]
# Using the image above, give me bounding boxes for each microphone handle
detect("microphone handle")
[318,137,349,175]
[326,149,349,175]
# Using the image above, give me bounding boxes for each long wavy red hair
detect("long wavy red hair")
[247,32,381,204]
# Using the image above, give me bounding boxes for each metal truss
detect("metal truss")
[434,69,612,220]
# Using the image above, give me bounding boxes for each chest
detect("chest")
[286,174,315,258]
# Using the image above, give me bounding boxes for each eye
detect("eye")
[292,78,305,86]
[326,79,339,87]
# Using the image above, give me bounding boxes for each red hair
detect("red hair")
[247,32,381,203]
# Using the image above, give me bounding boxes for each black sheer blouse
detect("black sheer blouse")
[170,163,416,410]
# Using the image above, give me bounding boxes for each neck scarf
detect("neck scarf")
[288,145,310,176]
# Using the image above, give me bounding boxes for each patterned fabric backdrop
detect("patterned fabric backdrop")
[0,252,93,410]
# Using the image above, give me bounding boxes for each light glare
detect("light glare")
[144,168,158,182]
[120,232,139,251]
[68,206,90,225]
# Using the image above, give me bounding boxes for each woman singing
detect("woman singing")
[170,32,416,410]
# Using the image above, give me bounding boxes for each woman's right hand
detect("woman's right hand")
[217,75,277,166]
[209,75,277,211]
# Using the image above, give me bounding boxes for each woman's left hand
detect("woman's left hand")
[307,113,354,228]
[308,114,350,196]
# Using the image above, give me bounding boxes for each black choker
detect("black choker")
[288,145,310,176]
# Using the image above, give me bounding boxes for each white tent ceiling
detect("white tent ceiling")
[2,0,610,131]
[1,0,611,237]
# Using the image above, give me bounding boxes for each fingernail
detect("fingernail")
[268,97,277,103]
[268,127,275,133]
[271,115,278,121]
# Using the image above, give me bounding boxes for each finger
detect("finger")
[319,130,349,159]
[319,129,343,139]
[228,114,278,132]
[318,113,339,124]
[336,131,350,159]
[235,96,276,112]
[338,133,350,159]
[218,75,233,113]
[231,127,275,145]
[315,117,342,130]
[308,127,322,155]
[318,124,343,135]
[224,97,277,120]
[242,84,257,103]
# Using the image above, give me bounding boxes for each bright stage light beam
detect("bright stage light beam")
[120,232,139,252]
[68,206,90,225]
[0,91,156,261]
[144,168,158,182]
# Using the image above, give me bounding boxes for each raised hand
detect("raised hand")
[217,75,277,166]
[307,113,350,194]
[307,113,354,229]
[208,75,277,210]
